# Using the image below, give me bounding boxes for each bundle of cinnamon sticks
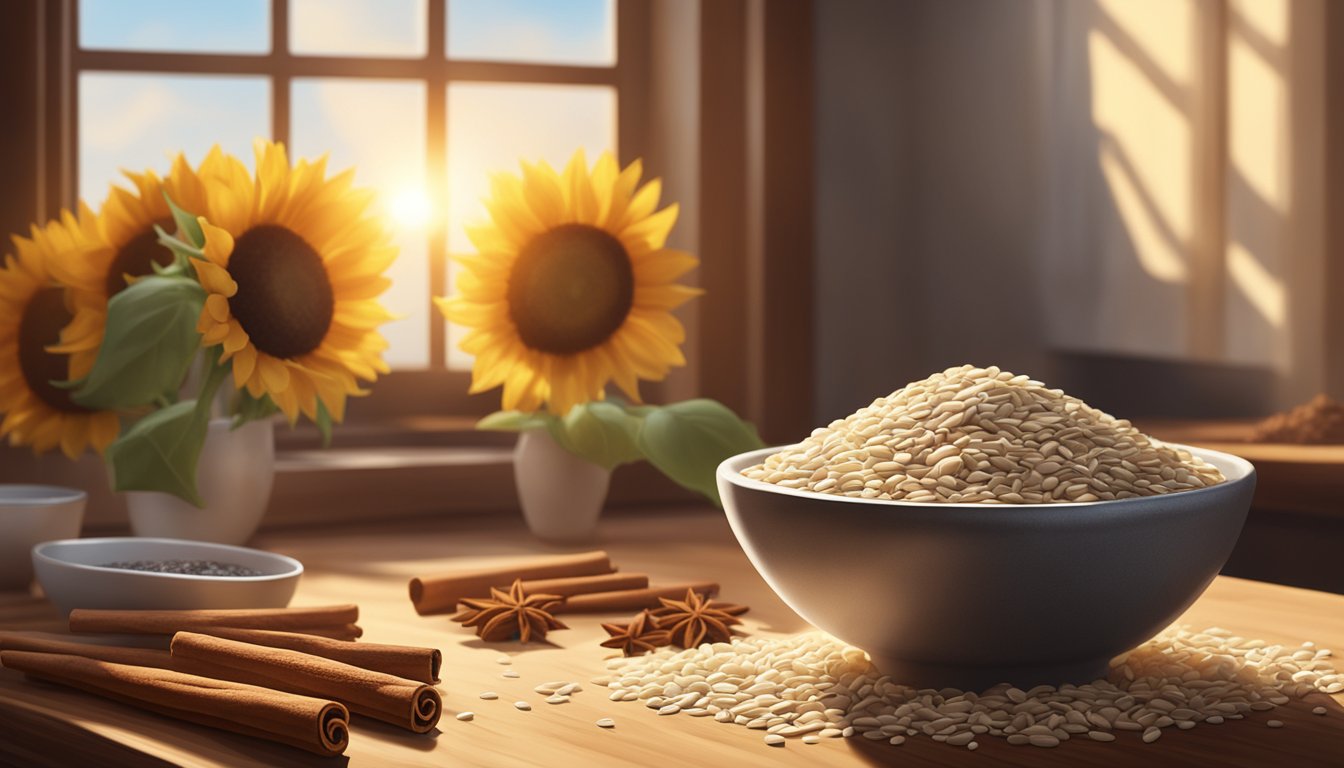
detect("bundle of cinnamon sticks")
[408,550,720,616]
[0,604,443,757]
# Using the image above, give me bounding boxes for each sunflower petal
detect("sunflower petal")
[193,259,238,298]
[198,219,235,266]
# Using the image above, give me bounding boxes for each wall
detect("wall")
[813,0,1329,423]
[813,0,1050,423]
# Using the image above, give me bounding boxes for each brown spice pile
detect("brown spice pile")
[1250,394,1344,444]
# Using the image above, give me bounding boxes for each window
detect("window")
[65,0,643,420]
[5,0,813,520]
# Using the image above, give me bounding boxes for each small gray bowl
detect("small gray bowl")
[717,444,1255,690]
[33,538,303,615]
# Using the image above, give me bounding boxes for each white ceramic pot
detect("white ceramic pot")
[0,485,86,592]
[514,428,610,543]
[126,417,275,546]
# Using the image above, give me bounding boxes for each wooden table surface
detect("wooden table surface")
[1,507,1342,767]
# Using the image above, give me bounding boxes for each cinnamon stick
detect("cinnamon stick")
[170,632,441,734]
[68,606,361,639]
[193,627,441,684]
[0,632,173,670]
[555,582,721,614]
[517,572,648,597]
[409,551,614,615]
[292,624,364,641]
[0,650,349,757]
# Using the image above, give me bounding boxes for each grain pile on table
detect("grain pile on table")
[742,364,1225,503]
[595,627,1342,751]
[1250,393,1344,444]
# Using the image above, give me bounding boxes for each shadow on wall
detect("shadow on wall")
[812,0,1290,426]
[1047,350,1275,420]
[1048,0,1198,367]
[1041,1,1222,418]
[1048,0,1291,398]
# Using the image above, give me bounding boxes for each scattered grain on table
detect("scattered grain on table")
[594,627,1343,750]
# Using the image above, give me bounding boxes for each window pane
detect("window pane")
[292,79,429,369]
[447,0,615,66]
[79,73,269,204]
[80,0,270,54]
[291,0,428,58]
[445,83,617,369]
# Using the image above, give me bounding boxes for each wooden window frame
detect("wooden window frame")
[38,0,651,423]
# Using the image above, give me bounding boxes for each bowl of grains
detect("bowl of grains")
[33,537,303,614]
[717,365,1255,690]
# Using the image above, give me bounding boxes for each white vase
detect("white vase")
[513,428,611,543]
[126,417,276,546]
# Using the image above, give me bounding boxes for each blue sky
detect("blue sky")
[80,0,614,63]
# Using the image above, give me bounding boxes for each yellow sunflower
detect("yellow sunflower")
[435,150,701,415]
[192,140,395,424]
[47,154,209,380]
[0,220,120,458]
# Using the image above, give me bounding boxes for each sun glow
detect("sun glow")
[388,186,434,230]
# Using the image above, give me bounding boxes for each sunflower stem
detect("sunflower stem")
[193,348,229,422]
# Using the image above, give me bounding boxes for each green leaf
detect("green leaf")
[148,252,186,277]
[105,351,228,507]
[67,275,205,410]
[156,224,205,264]
[556,401,645,470]
[637,399,765,508]
[231,390,278,430]
[106,399,210,507]
[314,399,334,448]
[477,410,554,432]
[164,192,204,248]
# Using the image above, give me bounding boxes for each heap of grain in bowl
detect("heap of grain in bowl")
[743,364,1224,503]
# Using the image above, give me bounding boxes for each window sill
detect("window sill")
[0,420,703,533]
[268,438,703,529]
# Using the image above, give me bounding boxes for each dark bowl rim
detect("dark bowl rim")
[718,442,1255,514]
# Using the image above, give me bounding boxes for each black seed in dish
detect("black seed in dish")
[97,559,265,577]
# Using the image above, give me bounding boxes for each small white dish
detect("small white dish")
[33,537,302,614]
[0,485,87,592]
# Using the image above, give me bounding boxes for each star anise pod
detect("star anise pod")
[650,590,748,648]
[600,610,673,657]
[452,579,568,642]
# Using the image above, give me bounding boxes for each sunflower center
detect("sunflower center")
[17,288,88,413]
[507,224,634,355]
[105,219,175,296]
[227,225,334,359]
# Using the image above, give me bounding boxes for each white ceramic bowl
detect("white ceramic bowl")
[33,537,303,614]
[718,444,1256,689]
[0,485,87,591]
